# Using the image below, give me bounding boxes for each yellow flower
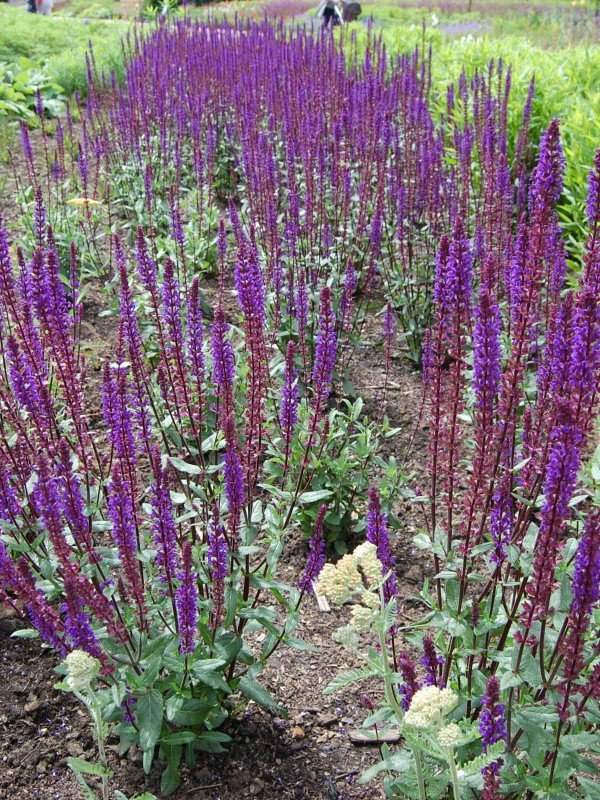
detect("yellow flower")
[68,197,102,206]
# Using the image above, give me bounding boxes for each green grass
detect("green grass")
[0,5,128,96]
[362,2,599,48]
[55,0,125,19]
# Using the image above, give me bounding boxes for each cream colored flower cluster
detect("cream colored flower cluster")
[350,604,376,631]
[437,722,462,748]
[353,542,382,584]
[64,649,100,691]
[404,685,458,731]
[316,542,383,604]
[317,542,385,643]
[316,553,362,604]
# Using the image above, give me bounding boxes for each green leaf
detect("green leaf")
[165,696,213,727]
[358,750,412,784]
[136,689,164,753]
[162,731,197,745]
[286,637,318,652]
[68,770,101,800]
[515,705,560,727]
[194,731,231,753]
[238,676,285,712]
[115,793,157,800]
[192,657,227,670]
[499,671,522,691]
[578,777,600,799]
[324,666,378,695]
[193,668,231,693]
[143,747,153,775]
[168,456,201,475]
[10,628,39,639]
[66,757,111,777]
[160,765,181,796]
[518,652,542,687]
[362,707,394,729]
[117,794,157,800]
[381,597,398,634]
[560,732,600,752]
[201,432,222,453]
[297,489,334,505]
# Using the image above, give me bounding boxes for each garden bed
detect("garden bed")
[0,255,427,798]
[0,9,599,800]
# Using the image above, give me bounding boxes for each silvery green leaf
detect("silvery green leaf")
[324,666,378,695]
[358,751,412,784]
[136,689,164,753]
[10,628,39,639]
[169,456,201,475]
[67,757,111,777]
[298,489,334,505]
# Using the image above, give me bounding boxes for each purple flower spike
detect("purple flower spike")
[211,309,235,399]
[562,513,600,685]
[420,634,444,687]
[366,487,397,604]
[62,579,103,659]
[223,437,244,507]
[479,675,506,798]
[586,150,600,228]
[297,504,327,594]
[398,652,421,711]
[311,286,337,413]
[383,301,396,345]
[473,278,501,416]
[207,512,229,627]
[280,340,299,459]
[175,541,198,655]
[522,402,582,626]
[529,119,565,217]
[107,467,145,621]
[479,674,506,755]
[149,459,180,586]
[489,470,512,567]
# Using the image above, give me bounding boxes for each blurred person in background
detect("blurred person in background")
[37,0,54,14]
[317,0,343,28]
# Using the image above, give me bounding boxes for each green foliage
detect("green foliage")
[0,58,64,120]
[264,396,409,552]
[141,0,182,18]
[56,0,125,19]
[0,5,127,98]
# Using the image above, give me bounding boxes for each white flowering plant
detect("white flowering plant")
[57,651,157,800]
[318,541,507,800]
